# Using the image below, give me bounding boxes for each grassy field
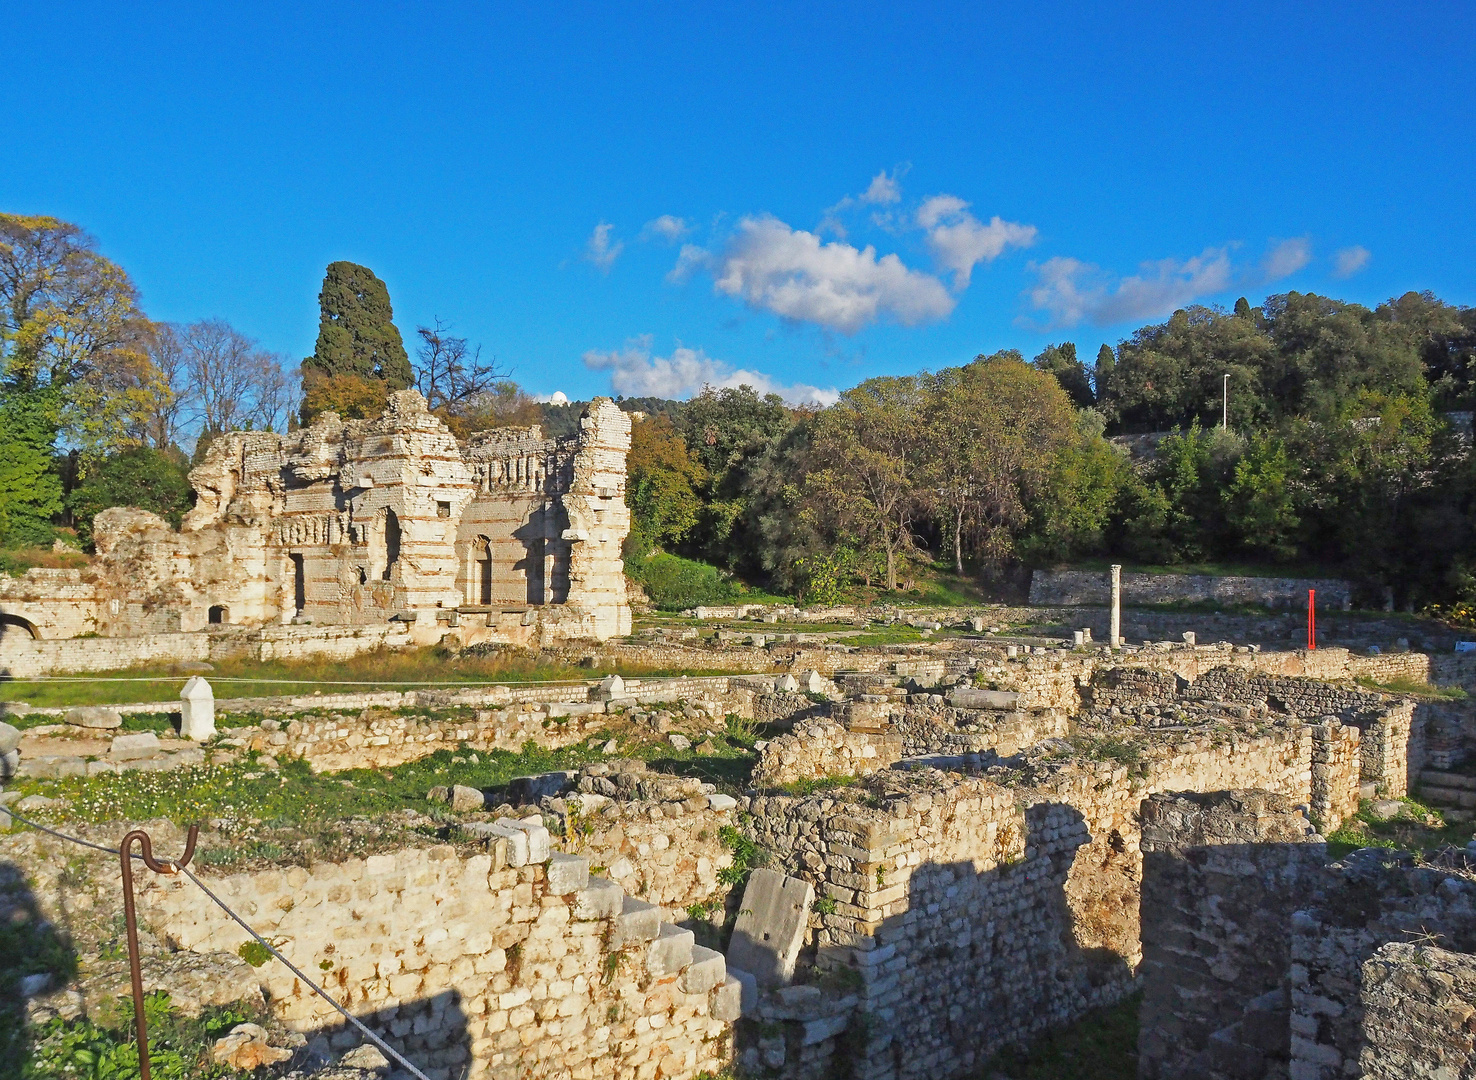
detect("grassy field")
[1325,795,1472,857]
[0,646,747,709]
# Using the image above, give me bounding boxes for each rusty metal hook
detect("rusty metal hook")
[119,825,199,1080]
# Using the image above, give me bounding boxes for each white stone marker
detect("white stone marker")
[179,676,216,741]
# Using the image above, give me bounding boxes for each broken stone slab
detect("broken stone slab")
[496,817,550,863]
[727,868,815,987]
[180,676,216,741]
[547,852,590,895]
[948,688,1022,710]
[647,923,695,977]
[614,895,662,947]
[668,733,692,751]
[109,733,161,761]
[706,793,738,812]
[64,706,122,730]
[680,944,727,994]
[450,785,485,812]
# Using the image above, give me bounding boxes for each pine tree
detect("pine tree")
[303,262,411,388]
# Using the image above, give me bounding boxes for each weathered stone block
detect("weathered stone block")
[727,869,814,987]
[109,732,161,761]
[546,853,589,895]
[65,706,122,729]
[572,877,623,920]
[646,923,695,978]
[180,676,215,740]
[614,896,661,946]
[680,945,726,995]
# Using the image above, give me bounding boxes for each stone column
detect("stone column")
[1109,564,1122,647]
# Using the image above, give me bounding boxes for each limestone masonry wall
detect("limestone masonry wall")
[1028,568,1354,609]
[1359,943,1476,1079]
[139,841,740,1080]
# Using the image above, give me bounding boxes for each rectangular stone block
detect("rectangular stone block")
[547,853,589,895]
[109,732,161,761]
[646,923,694,978]
[680,945,726,995]
[573,877,623,921]
[614,896,661,947]
[711,975,744,1022]
[727,868,814,987]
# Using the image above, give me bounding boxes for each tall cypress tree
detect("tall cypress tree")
[303,262,411,388]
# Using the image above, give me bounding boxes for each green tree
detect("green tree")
[1021,417,1132,563]
[676,385,794,570]
[806,376,925,591]
[0,390,64,546]
[301,262,410,420]
[67,446,192,547]
[1222,434,1301,561]
[0,214,159,456]
[1094,343,1115,402]
[1031,342,1095,409]
[923,353,1077,572]
[625,414,706,551]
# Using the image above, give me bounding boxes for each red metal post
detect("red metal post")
[120,825,199,1080]
[1308,588,1316,650]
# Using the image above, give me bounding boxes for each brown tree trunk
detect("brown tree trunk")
[954,505,965,575]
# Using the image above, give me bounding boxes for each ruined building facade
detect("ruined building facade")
[0,392,632,652]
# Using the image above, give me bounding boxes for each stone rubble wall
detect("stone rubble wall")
[138,842,739,1080]
[1289,855,1476,1080]
[750,718,903,789]
[1028,569,1354,610]
[736,724,1330,1080]
[1358,943,1476,1079]
[889,704,1070,759]
[1135,790,1326,1080]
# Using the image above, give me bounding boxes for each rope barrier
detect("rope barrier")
[2,807,432,1080]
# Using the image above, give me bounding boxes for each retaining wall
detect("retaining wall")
[1028,569,1353,610]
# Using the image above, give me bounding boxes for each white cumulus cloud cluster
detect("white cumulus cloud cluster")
[707,214,956,334]
[1027,235,1319,328]
[582,337,838,406]
[584,222,623,272]
[916,195,1038,288]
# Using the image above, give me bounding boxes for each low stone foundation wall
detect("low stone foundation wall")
[750,718,902,788]
[1028,569,1353,610]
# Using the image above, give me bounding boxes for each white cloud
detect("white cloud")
[667,243,710,284]
[708,214,955,333]
[641,215,690,242]
[860,169,903,205]
[584,222,623,272]
[583,338,839,406]
[1027,247,1235,327]
[1260,237,1312,282]
[1332,245,1371,278]
[916,195,1037,288]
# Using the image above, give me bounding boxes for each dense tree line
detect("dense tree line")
[624,293,1476,610]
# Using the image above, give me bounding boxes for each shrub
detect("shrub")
[68,446,193,547]
[624,551,735,610]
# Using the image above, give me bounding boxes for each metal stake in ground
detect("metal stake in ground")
[120,824,199,1080]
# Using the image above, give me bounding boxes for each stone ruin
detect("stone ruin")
[6,601,1476,1077]
[0,391,632,668]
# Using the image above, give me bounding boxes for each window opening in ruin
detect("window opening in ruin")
[207,605,227,625]
[436,500,451,518]
[382,509,401,580]
[478,539,493,605]
[358,567,367,585]
[290,554,305,613]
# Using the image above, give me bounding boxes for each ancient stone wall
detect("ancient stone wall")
[138,841,739,1080]
[1359,943,1476,1079]
[1135,790,1326,1080]
[1028,569,1353,610]
[1288,853,1476,1080]
[0,393,632,653]
[750,718,903,788]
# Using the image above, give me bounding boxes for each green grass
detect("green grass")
[1355,676,1468,701]
[977,993,1140,1080]
[0,645,746,710]
[1325,796,1471,858]
[6,712,764,848]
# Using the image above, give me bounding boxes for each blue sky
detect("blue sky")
[4,1,1473,405]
